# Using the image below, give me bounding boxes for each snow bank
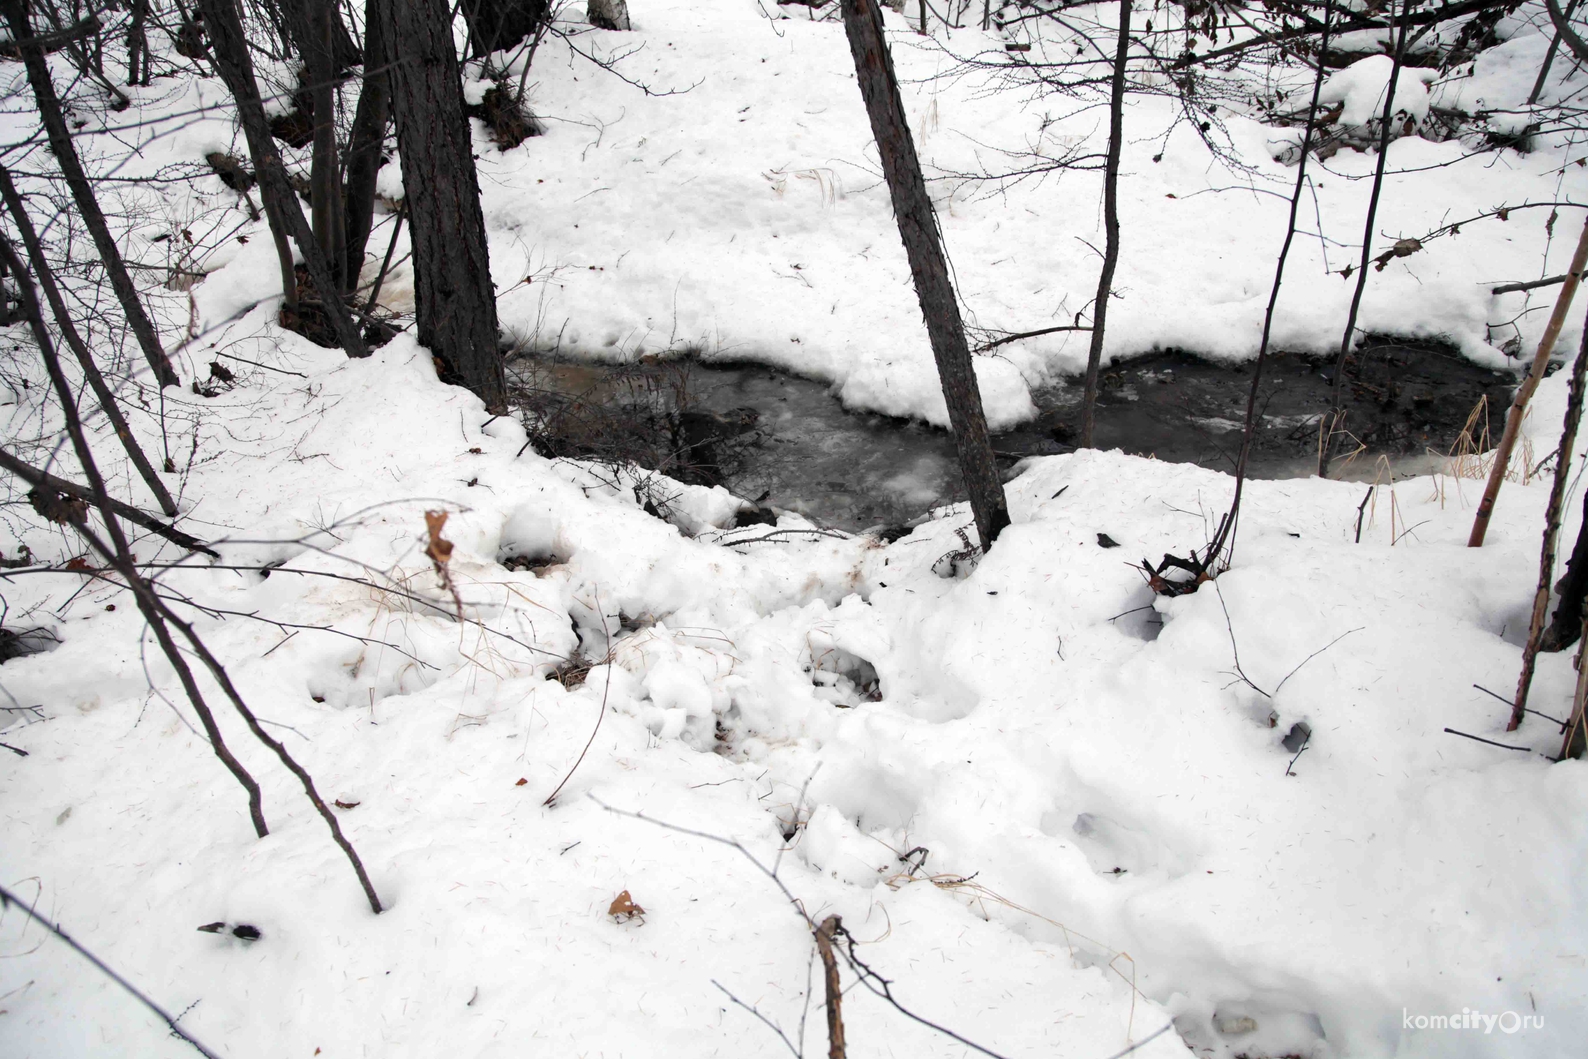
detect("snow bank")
[2,321,1584,1057]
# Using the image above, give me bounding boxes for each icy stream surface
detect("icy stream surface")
[510,338,1520,530]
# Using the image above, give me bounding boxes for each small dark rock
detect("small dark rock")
[231,924,262,941]
[1097,533,1120,548]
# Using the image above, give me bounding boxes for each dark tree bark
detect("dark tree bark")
[837,0,1008,550]
[1542,489,1588,654]
[375,0,507,410]
[465,0,550,56]
[1079,0,1129,448]
[586,0,631,31]
[1,0,178,387]
[272,0,362,70]
[0,163,178,519]
[343,0,392,290]
[197,0,367,357]
[304,0,346,291]
[127,0,149,85]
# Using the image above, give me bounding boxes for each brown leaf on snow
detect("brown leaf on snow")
[424,510,454,567]
[609,890,646,921]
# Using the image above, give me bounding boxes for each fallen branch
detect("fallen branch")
[973,323,1092,353]
[0,883,223,1059]
[1492,273,1571,296]
[0,448,218,559]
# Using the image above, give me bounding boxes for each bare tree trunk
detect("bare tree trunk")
[305,0,346,291]
[0,164,178,518]
[838,0,1008,550]
[343,0,391,290]
[1079,0,1129,448]
[1,0,179,387]
[127,0,149,85]
[466,0,551,54]
[375,0,507,410]
[197,0,367,357]
[1562,624,1588,759]
[1204,0,1334,571]
[272,0,362,70]
[1512,316,1588,729]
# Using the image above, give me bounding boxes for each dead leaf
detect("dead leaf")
[514,777,527,786]
[609,890,645,921]
[424,510,454,567]
[334,798,361,810]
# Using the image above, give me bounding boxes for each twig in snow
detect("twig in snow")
[0,740,27,757]
[713,980,805,1059]
[1213,582,1269,699]
[542,589,614,806]
[1442,727,1533,752]
[1273,627,1364,696]
[1354,486,1373,544]
[594,797,1167,1059]
[1473,684,1566,728]
[1284,735,1309,777]
[0,884,224,1059]
[814,916,847,1058]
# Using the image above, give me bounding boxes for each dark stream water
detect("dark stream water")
[509,338,1518,531]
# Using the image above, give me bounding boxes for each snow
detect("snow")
[3,2,1588,1058]
[1319,56,1440,127]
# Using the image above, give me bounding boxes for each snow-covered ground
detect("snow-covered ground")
[3,2,1588,1058]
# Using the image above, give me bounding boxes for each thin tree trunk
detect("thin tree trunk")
[197,0,367,357]
[1468,213,1588,547]
[0,232,267,839]
[1205,0,1334,570]
[343,0,391,290]
[1319,0,1410,476]
[375,0,506,409]
[838,0,1009,550]
[0,165,178,518]
[127,0,148,85]
[1512,316,1588,729]
[1079,0,1129,448]
[306,0,346,291]
[1,0,179,387]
